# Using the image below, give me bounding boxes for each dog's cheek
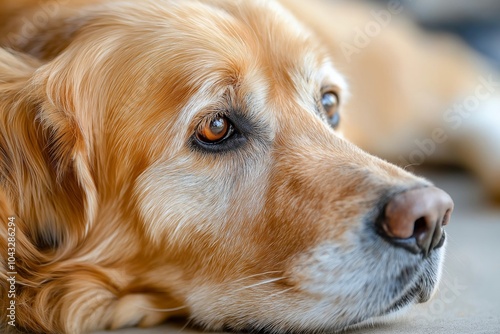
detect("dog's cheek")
[135,164,231,245]
[134,155,270,248]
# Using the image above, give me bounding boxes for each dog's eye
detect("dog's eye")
[196,116,234,144]
[321,92,340,128]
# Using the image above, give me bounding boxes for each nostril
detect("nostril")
[413,217,427,238]
[378,186,454,256]
[413,216,439,257]
[442,209,452,226]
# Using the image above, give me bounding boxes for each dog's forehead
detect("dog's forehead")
[119,0,325,84]
[144,0,342,106]
[69,0,346,142]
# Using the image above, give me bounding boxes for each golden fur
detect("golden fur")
[0,0,494,333]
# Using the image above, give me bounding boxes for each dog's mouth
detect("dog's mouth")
[213,269,438,334]
[381,272,434,317]
[383,283,420,315]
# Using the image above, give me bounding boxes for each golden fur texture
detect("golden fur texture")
[0,0,492,332]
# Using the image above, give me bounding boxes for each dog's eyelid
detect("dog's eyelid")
[189,107,246,152]
[320,85,342,104]
[196,115,233,144]
[318,85,341,129]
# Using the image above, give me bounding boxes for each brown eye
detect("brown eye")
[196,116,233,143]
[321,92,340,128]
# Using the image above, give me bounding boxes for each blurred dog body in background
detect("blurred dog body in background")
[0,0,496,333]
[280,0,500,199]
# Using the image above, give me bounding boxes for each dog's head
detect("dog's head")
[0,0,453,332]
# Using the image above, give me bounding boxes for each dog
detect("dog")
[6,0,499,332]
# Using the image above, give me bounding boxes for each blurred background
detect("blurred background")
[371,0,500,67]
[354,1,500,333]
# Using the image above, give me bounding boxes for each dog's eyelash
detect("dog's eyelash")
[190,109,257,153]
[190,129,245,153]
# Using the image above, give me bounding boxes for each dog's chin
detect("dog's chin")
[345,291,422,332]
[347,303,415,332]
[341,244,445,333]
[348,269,440,332]
[385,278,433,314]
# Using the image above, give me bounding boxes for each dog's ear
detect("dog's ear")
[1,4,94,61]
[37,90,98,239]
[0,46,40,81]
[1,48,99,332]
[0,48,97,252]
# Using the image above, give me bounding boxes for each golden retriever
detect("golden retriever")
[6,0,500,332]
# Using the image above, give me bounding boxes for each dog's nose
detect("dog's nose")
[379,187,454,256]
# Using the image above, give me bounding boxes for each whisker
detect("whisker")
[232,270,283,283]
[403,163,420,170]
[137,305,187,312]
[177,318,194,334]
[233,277,287,292]
[262,287,294,300]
